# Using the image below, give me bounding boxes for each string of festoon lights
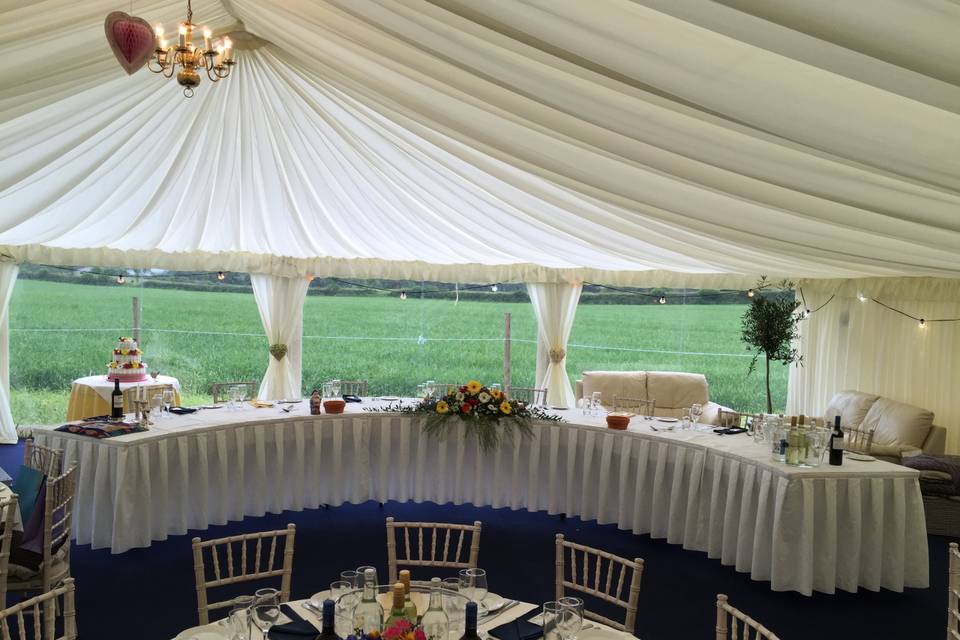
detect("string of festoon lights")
[34,266,960,328]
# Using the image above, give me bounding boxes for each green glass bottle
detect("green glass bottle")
[399,569,418,621]
[385,582,414,627]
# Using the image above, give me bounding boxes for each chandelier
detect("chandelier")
[147,0,235,97]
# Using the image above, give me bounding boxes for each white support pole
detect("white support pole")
[132,296,141,343]
[503,312,511,394]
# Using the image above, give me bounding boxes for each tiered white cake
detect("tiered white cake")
[106,337,149,382]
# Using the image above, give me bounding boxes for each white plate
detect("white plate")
[656,417,679,423]
[578,627,633,640]
[847,453,876,461]
[380,396,401,401]
[310,590,331,607]
[173,625,231,640]
[482,592,507,611]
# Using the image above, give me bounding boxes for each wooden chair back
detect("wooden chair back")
[22,440,63,477]
[337,380,369,396]
[210,381,257,404]
[0,494,18,609]
[42,466,78,595]
[0,578,76,640]
[386,517,482,584]
[949,542,960,639]
[554,534,643,633]
[612,396,655,418]
[716,594,779,640]
[717,410,743,428]
[844,425,875,455]
[192,524,296,624]
[510,387,547,406]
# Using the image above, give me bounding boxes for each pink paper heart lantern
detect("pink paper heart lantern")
[104,11,155,75]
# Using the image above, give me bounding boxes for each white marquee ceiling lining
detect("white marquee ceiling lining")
[0,0,958,286]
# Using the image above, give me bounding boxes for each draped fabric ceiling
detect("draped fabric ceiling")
[1,0,959,286]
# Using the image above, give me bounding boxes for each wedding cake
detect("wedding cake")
[106,337,149,382]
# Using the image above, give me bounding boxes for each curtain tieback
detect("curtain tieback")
[269,343,288,361]
[548,348,566,364]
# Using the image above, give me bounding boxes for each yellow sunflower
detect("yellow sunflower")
[490,389,503,400]
[465,380,482,395]
[436,400,450,414]
[500,400,513,415]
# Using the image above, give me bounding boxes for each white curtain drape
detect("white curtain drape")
[251,274,310,401]
[528,282,582,408]
[787,277,960,452]
[0,263,17,443]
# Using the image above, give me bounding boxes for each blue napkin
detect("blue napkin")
[488,617,542,640]
[268,604,319,639]
[11,466,45,525]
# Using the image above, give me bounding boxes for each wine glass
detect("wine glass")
[331,379,342,397]
[252,603,280,636]
[558,597,584,640]
[590,392,602,417]
[228,608,251,640]
[690,403,704,429]
[150,369,160,382]
[542,601,563,640]
[458,568,488,610]
[162,389,175,416]
[255,587,280,607]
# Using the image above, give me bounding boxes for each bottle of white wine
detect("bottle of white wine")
[352,568,384,635]
[385,582,413,627]
[420,577,449,640]
[399,569,418,621]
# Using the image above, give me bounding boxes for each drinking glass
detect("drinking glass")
[558,597,584,640]
[322,382,333,398]
[426,380,436,397]
[542,601,563,640]
[162,388,175,416]
[330,580,353,612]
[340,569,361,588]
[690,403,704,429]
[590,392,602,417]
[355,565,378,586]
[331,379,342,396]
[680,410,691,431]
[417,383,427,399]
[442,578,462,619]
[255,587,280,606]
[458,568,488,608]
[237,384,248,405]
[151,393,163,419]
[252,604,280,636]
[228,608,251,640]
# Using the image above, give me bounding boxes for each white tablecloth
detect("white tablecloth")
[33,402,928,595]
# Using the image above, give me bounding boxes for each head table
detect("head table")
[32,399,927,596]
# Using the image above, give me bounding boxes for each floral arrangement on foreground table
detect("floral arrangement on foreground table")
[370,380,562,450]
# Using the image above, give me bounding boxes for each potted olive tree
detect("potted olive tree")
[740,278,802,413]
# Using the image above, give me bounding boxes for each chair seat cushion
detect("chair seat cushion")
[862,397,934,450]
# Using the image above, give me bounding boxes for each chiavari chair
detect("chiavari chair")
[386,517,482,584]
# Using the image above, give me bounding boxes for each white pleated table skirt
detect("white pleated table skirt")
[34,413,928,595]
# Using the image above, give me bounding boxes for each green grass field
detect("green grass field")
[8,279,788,425]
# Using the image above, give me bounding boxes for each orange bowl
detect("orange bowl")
[323,399,346,414]
[606,414,630,430]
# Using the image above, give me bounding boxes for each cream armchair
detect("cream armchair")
[822,390,945,463]
[574,371,730,424]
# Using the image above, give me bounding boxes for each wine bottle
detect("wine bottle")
[111,378,124,419]
[459,602,480,640]
[317,599,341,640]
[352,568,384,635]
[420,577,449,640]
[399,569,418,621]
[385,582,413,627]
[829,415,844,466]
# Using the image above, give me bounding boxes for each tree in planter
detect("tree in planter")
[740,278,802,413]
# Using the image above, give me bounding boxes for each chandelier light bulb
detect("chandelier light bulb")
[202,27,211,50]
[919,318,926,328]
[148,2,235,96]
[857,292,867,302]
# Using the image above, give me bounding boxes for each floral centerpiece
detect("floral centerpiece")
[347,620,426,640]
[370,380,562,450]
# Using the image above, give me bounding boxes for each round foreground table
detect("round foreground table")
[171,591,637,639]
[66,374,181,421]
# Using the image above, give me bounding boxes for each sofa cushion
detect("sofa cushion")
[581,371,647,407]
[646,372,708,409]
[823,390,879,430]
[862,397,934,450]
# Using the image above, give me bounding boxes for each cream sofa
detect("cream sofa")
[823,390,945,463]
[574,370,729,424]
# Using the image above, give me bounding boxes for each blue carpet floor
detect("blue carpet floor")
[0,442,946,640]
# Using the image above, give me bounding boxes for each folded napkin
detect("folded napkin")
[268,604,319,639]
[169,406,197,415]
[488,617,542,640]
[342,395,362,403]
[250,400,275,408]
[55,421,146,439]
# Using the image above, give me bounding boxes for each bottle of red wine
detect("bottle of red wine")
[829,415,844,466]
[459,602,479,640]
[317,598,340,640]
[111,378,124,420]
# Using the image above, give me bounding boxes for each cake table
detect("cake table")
[65,374,182,421]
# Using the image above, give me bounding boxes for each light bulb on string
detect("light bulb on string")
[491,284,498,292]
[400,290,407,301]
[857,292,867,303]
[747,289,755,298]
[919,318,926,328]
[658,296,667,305]
[116,274,125,285]
[217,271,225,281]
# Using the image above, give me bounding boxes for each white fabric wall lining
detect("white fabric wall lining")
[787,278,960,452]
[0,263,17,443]
[528,282,582,408]
[251,274,310,401]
